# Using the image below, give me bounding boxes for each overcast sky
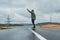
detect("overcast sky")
[0,0,60,24]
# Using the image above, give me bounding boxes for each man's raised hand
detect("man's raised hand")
[27,9,31,13]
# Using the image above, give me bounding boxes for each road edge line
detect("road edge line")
[29,28,47,40]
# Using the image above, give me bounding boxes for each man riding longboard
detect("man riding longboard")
[27,9,36,30]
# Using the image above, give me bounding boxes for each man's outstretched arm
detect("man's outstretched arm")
[27,9,31,13]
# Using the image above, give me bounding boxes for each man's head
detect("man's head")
[31,9,34,12]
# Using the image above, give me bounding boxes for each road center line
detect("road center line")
[29,28,47,40]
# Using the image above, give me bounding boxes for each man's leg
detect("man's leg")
[32,19,35,30]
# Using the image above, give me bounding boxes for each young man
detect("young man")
[27,9,36,30]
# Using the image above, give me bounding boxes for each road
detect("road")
[0,27,60,40]
[11,28,40,40]
[36,28,60,40]
[0,28,39,40]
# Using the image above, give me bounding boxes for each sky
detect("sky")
[0,0,60,24]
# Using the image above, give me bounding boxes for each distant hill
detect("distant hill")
[38,22,60,25]
[37,22,60,28]
[0,24,24,27]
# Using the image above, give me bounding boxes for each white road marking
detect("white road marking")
[29,28,47,40]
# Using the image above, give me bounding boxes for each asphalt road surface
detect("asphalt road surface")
[0,28,39,40]
[12,28,40,40]
[0,26,60,40]
[36,28,60,40]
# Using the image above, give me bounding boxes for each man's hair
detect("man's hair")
[31,9,34,12]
